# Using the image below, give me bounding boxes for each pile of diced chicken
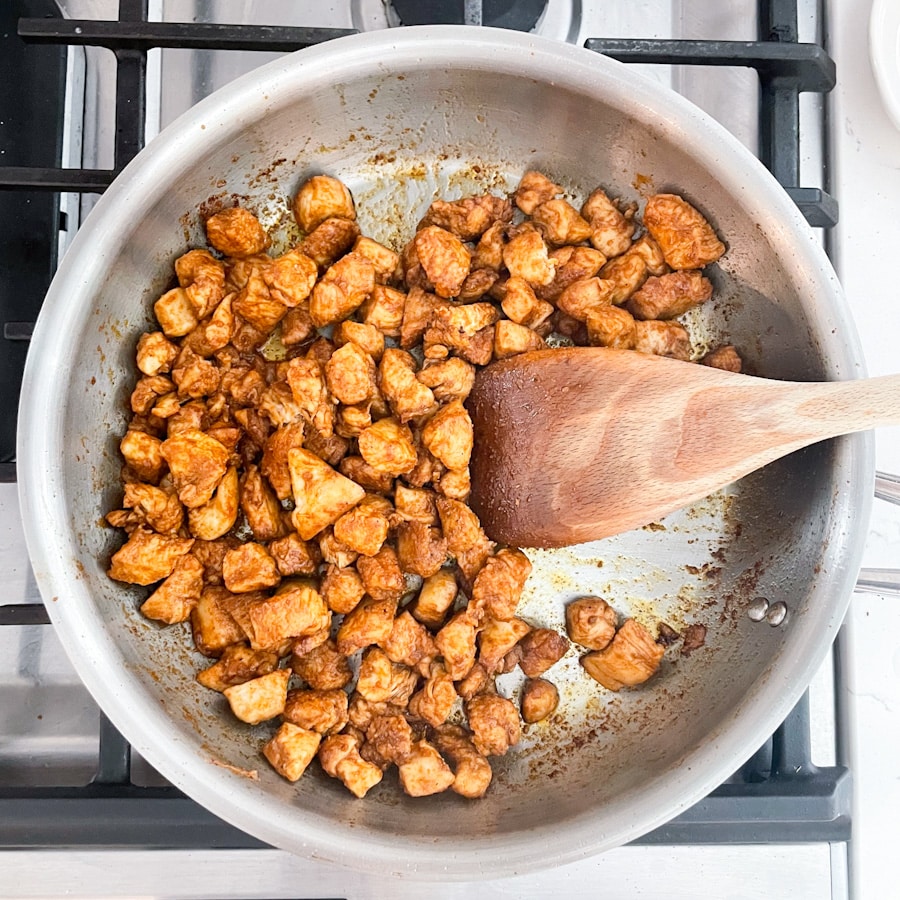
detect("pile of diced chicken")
[105,170,729,800]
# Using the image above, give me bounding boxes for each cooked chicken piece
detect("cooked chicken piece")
[237,466,282,542]
[140,553,204,624]
[581,618,665,690]
[285,356,330,430]
[232,267,286,333]
[598,253,648,305]
[266,532,319,578]
[336,595,398,655]
[351,235,400,283]
[283,688,349,735]
[411,568,458,630]
[556,277,615,323]
[421,399,473,471]
[565,596,617,651]
[356,647,398,703]
[700,344,742,372]
[223,668,290,724]
[299,215,361,269]
[633,319,692,360]
[190,586,246,656]
[190,536,239,586]
[549,309,588,345]
[290,624,330,658]
[434,611,477,681]
[303,428,350,469]
[456,662,491,700]
[628,234,669,276]
[493,320,547,360]
[436,497,495,582]
[398,286,439,349]
[338,455,394,495]
[121,481,183,535]
[537,245,608,303]
[205,207,269,258]
[309,253,376,328]
[215,590,265,643]
[182,293,235,358]
[478,617,532,674]
[261,248,318,309]
[293,175,356,233]
[458,267,499,302]
[585,305,637,350]
[396,521,448,578]
[380,610,436,670]
[171,353,220,400]
[287,447,365,540]
[465,693,521,757]
[414,226,471,299]
[107,527,193,585]
[627,270,713,320]
[532,199,593,246]
[378,348,438,423]
[136,331,179,377]
[357,417,417,476]
[332,322,383,363]
[318,733,383,798]
[230,317,269,353]
[500,276,555,330]
[470,548,532,623]
[356,545,405,601]
[222,542,281,593]
[518,628,569,677]
[196,643,279,692]
[333,497,390,558]
[472,220,507,271]
[424,302,500,365]
[521,678,560,723]
[324,341,377,406]
[393,483,438,525]
[420,194,513,241]
[413,359,474,407]
[502,228,557,287]
[247,580,330,651]
[260,422,306,501]
[432,724,493,799]
[224,254,270,293]
[581,188,636,259]
[263,722,322,782]
[365,714,415,767]
[174,248,227,319]
[131,375,175,415]
[643,193,726,270]
[401,430,444,489]
[358,284,406,337]
[280,304,315,348]
[154,286,199,338]
[513,170,562,215]
[159,428,229,509]
[220,363,266,409]
[205,425,241,455]
[335,402,371,441]
[398,739,455,797]
[291,637,352,690]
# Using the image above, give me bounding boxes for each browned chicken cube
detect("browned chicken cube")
[500,276,555,330]
[205,207,269,258]
[513,170,562,215]
[399,286,440,349]
[131,375,175,415]
[357,417,417,476]
[393,483,438,525]
[472,220,507,271]
[325,341,377,406]
[319,733,383,798]
[233,267,287,333]
[643,194,726,270]
[380,610,436,670]
[293,175,356,233]
[172,354,220,400]
[222,542,281,593]
[432,724,493,799]
[521,678,560,723]
[470,549,532,622]
[585,305,637,350]
[396,521,448,578]
[263,722,321,782]
[280,304,315,347]
[352,235,400,283]
[365,714,414,767]
[424,302,499,359]
[159,429,229,509]
[581,618,665,690]
[333,497,390,558]
[633,320,692,360]
[319,563,365,615]
[581,188,636,259]
[701,344,742,372]
[247,581,330,650]
[197,643,279,692]
[358,284,406,337]
[628,234,669,276]
[223,668,290,724]
[339,455,394,495]
[136,331,179,377]
[356,546,405,601]
[627,270,713,320]
[538,246,608,303]
[478,617,532,674]
[267,533,319,578]
[190,586,246,656]
[421,400,473,471]
[121,481,183,535]
[436,498,495,583]
[237,466,282,543]
[414,225,471,299]
[434,611,477,681]
[408,664,458,727]
[261,248,318,308]
[140,554,204,624]
[598,253,648,305]
[456,662,492,700]
[190,537,239,586]
[531,199,593,246]
[556,277,615,322]
[299,216,360,269]
[291,638,352,690]
[309,253,376,327]
[420,194,513,241]
[465,693,521,757]
[398,740,455,797]
[519,628,569,677]
[502,228,557,287]
[378,348,438,423]
[458,267,499,302]
[334,319,385,361]
[284,688,349,735]
[288,447,365,540]
[108,527,194,586]
[261,422,306,501]
[175,248,226,318]
[411,568,458,630]
[120,429,166,483]
[493,320,547,360]
[336,595,398,656]
[566,597,618,651]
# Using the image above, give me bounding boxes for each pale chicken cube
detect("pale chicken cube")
[581,618,665,690]
[197,644,279,692]
[159,429,229,509]
[432,724,493,799]
[521,678,560,723]
[333,497,390,557]
[643,193,726,270]
[434,611,477,681]
[261,248,318,308]
[585,305,637,350]
[421,400,473,471]
[357,546,405,601]
[380,610,436,670]
[513,170,562,215]
[420,194,513,241]
[263,722,322,782]
[239,465,283,542]
[518,628,569,677]
[414,226,471,298]
[357,417,417,476]
[324,341,377,406]
[309,253,376,327]
[336,595,398,656]
[154,287,199,338]
[299,216,360,269]
[565,596,618,651]
[261,422,306,501]
[320,563,366,614]
[556,277,615,322]
[222,542,281,593]
[190,587,246,657]
[232,267,287,333]
[121,481,183,534]
[436,497,495,582]
[223,668,290,724]
[502,228,557,287]
[224,254,270,293]
[470,548,532,622]
[398,740,455,797]
[416,358,476,404]
[131,375,174,415]
[500,276,555,329]
[465,693,521,757]
[108,527,194,585]
[537,246,608,302]
[140,553,204,624]
[283,688,349,735]
[581,188,636,259]
[269,532,320,577]
[287,447,365,540]
[627,270,713,320]
[205,207,269,258]
[478,617,532,674]
[378,348,438,423]
[319,733,383,798]
[493,320,547,360]
[598,253,648,305]
[352,235,400,283]
[408,664,458,727]
[436,467,470,502]
[393,483,438,525]
[358,284,406,337]
[472,220,507,271]
[365,714,414,767]
[247,581,330,650]
[531,198,593,246]
[356,647,404,703]
[136,331,179,376]
[291,638,352,690]
[411,568,458,630]
[700,344,742,372]
[633,320,692,360]
[396,521,448,578]
[292,175,356,232]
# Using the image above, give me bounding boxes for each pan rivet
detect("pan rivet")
[765,601,789,627]
[747,596,769,622]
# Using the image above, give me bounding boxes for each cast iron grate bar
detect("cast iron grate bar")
[0,464,17,483]
[0,604,49,625]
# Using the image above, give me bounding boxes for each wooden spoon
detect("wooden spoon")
[467,347,895,548]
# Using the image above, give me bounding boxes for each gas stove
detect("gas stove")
[1,1,898,897]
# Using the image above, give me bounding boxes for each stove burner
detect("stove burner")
[391,0,547,31]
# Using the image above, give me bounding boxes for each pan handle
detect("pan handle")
[854,471,900,595]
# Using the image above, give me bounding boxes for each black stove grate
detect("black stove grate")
[0,0,850,850]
